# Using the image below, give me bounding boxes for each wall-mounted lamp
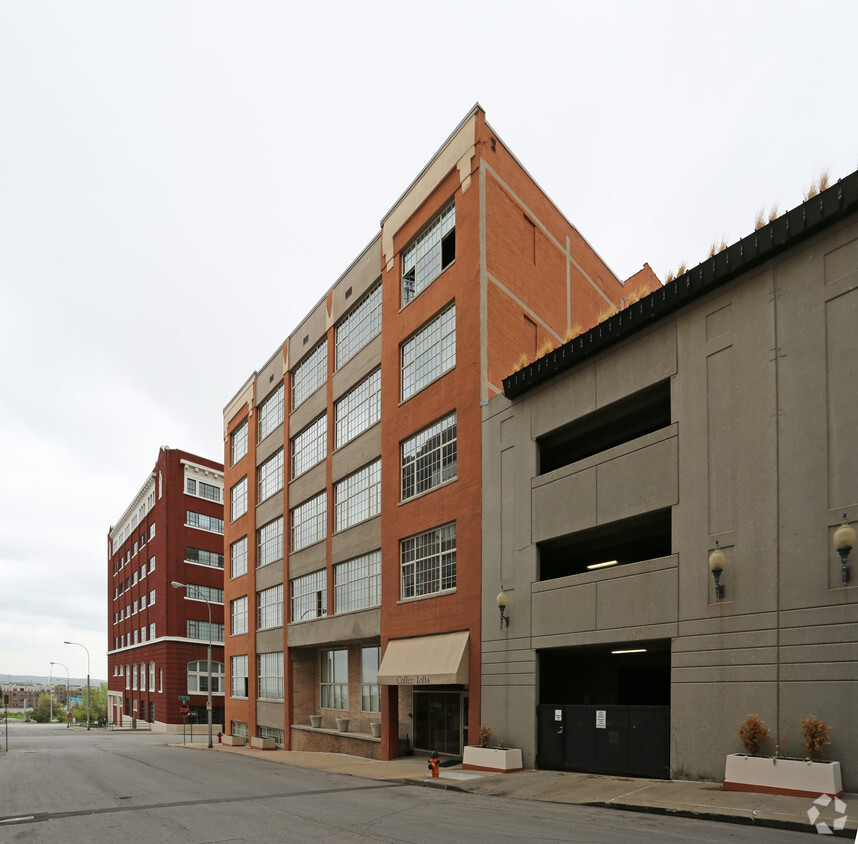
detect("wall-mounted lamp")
[834,515,855,586]
[709,541,725,600]
[497,586,509,629]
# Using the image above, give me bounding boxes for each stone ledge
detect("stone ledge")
[291,723,380,742]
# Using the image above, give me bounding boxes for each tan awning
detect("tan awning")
[377,630,470,686]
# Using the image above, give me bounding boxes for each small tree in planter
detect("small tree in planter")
[738,714,770,756]
[478,722,493,748]
[801,716,832,761]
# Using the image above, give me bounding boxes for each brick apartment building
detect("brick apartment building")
[222,105,654,759]
[107,447,225,732]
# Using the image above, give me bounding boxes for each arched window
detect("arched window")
[187,660,225,694]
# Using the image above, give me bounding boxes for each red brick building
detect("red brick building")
[107,447,225,732]
[222,105,634,758]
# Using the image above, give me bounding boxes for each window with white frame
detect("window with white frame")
[291,415,327,478]
[187,619,224,642]
[335,369,380,448]
[334,551,380,613]
[257,652,284,700]
[320,649,347,709]
[231,596,248,635]
[257,517,283,567]
[258,449,284,503]
[335,281,382,368]
[401,201,455,305]
[132,598,138,613]
[231,720,249,738]
[231,418,248,465]
[186,547,223,569]
[187,660,224,693]
[149,589,155,605]
[199,481,221,502]
[401,303,456,400]
[290,492,327,552]
[290,569,327,621]
[149,523,155,539]
[148,555,156,572]
[258,725,284,747]
[401,413,457,500]
[132,629,138,645]
[258,383,285,442]
[140,626,146,643]
[149,662,155,691]
[133,541,137,556]
[149,622,155,639]
[186,583,224,604]
[257,584,283,629]
[361,646,380,713]
[139,564,146,579]
[186,511,224,534]
[231,655,248,698]
[400,523,457,599]
[231,476,248,521]
[140,662,147,691]
[125,665,130,689]
[132,663,137,690]
[291,340,327,409]
[230,536,248,579]
[335,461,380,532]
[140,593,146,610]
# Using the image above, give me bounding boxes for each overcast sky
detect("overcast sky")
[2,1,857,683]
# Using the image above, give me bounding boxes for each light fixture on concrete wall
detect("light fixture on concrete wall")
[834,515,855,586]
[497,586,510,629]
[709,541,725,600]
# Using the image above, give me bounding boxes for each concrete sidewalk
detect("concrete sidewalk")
[190,743,857,837]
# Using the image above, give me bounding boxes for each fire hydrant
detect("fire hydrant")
[427,750,440,778]
[217,731,222,744]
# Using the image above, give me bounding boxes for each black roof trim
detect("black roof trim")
[503,170,858,400]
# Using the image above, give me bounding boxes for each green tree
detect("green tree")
[30,693,53,723]
[71,683,107,723]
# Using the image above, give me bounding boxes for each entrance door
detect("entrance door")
[413,690,462,755]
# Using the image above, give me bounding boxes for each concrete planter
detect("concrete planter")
[309,715,322,728]
[250,736,276,750]
[462,746,523,773]
[336,718,350,733]
[724,754,843,797]
[370,722,382,738]
[222,734,245,746]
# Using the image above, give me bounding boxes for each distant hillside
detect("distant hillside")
[0,674,104,687]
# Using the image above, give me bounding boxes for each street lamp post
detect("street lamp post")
[171,581,214,748]
[49,663,54,723]
[64,641,91,730]
[51,662,71,728]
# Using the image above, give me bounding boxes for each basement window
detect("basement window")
[401,201,455,305]
[539,508,672,580]
[538,380,671,475]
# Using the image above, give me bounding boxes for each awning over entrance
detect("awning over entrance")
[377,630,469,686]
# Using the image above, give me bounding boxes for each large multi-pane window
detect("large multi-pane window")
[186,511,224,534]
[258,383,284,442]
[335,461,381,532]
[230,477,248,521]
[335,551,381,614]
[257,517,283,567]
[401,413,457,500]
[258,652,284,700]
[187,660,224,693]
[400,523,457,599]
[231,720,249,738]
[320,649,347,710]
[231,596,248,635]
[292,339,327,409]
[186,547,224,569]
[335,369,380,448]
[292,415,327,478]
[186,584,224,604]
[231,655,248,698]
[231,418,248,465]
[257,584,283,629]
[230,536,248,579]
[290,569,327,621]
[335,282,382,368]
[291,492,327,552]
[401,304,456,400]
[187,619,224,642]
[258,449,284,503]
[199,482,221,502]
[259,726,285,747]
[361,646,380,713]
[401,202,455,305]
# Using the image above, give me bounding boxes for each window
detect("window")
[230,536,248,579]
[320,649,347,709]
[186,548,224,569]
[231,418,249,465]
[139,564,146,580]
[186,511,224,534]
[361,646,380,713]
[140,532,146,546]
[132,599,138,613]
[257,584,283,629]
[126,666,130,690]
[335,369,380,448]
[401,413,457,500]
[149,622,155,639]
[140,626,146,642]
[292,415,327,478]
[257,517,283,567]
[132,570,138,585]
[132,629,138,644]
[258,726,284,747]
[187,619,224,642]
[258,383,285,442]
[187,660,224,694]
[231,477,248,521]
[140,662,147,691]
[132,664,137,690]
[199,481,221,502]
[231,720,249,739]
[231,655,248,698]
[186,583,224,604]
[258,652,284,700]
[133,541,138,556]
[291,492,327,552]
[400,523,457,599]
[336,282,382,368]
[258,449,284,503]
[149,662,155,691]
[290,569,327,621]
[401,303,456,400]
[148,555,156,572]
[149,523,155,539]
[140,593,146,610]
[291,340,327,409]
[401,201,455,305]
[231,596,248,635]
[335,551,380,614]
[149,589,155,605]
[187,479,197,495]
[335,461,380,532]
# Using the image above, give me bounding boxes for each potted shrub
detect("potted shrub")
[462,723,523,774]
